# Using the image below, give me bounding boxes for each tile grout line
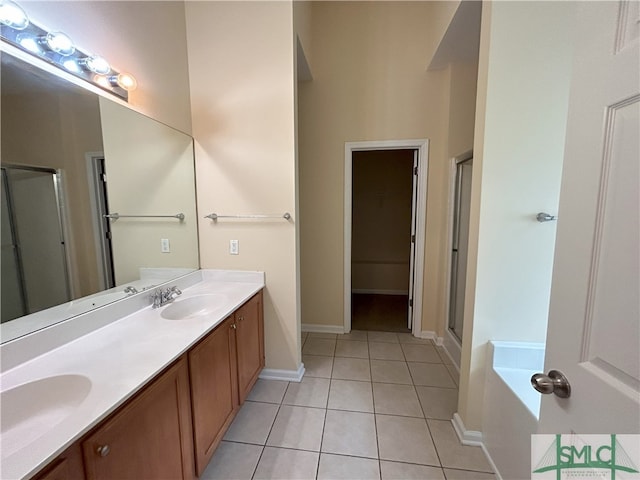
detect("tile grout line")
[250,382,288,480]
[315,353,333,480]
[365,338,384,480]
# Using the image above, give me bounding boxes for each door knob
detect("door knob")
[531,370,571,398]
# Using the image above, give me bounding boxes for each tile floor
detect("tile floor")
[201,331,495,480]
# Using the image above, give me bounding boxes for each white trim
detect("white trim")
[452,413,483,446]
[451,414,502,479]
[301,323,345,334]
[85,153,109,292]
[481,444,503,480]
[259,364,305,383]
[352,289,408,295]
[443,328,462,369]
[54,169,76,301]
[418,330,439,341]
[451,413,497,480]
[344,139,428,336]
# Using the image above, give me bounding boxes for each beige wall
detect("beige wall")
[99,98,199,285]
[458,1,572,432]
[186,1,299,372]
[352,150,414,294]
[298,1,465,334]
[20,1,193,134]
[447,62,478,159]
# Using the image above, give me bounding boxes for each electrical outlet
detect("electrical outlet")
[161,238,170,253]
[229,239,239,255]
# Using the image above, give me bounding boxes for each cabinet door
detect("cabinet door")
[32,444,85,480]
[82,357,194,480]
[189,316,238,476]
[236,291,264,403]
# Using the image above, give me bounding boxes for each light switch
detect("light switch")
[161,238,170,253]
[229,239,239,255]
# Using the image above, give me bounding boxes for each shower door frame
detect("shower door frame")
[1,164,73,316]
[443,151,473,366]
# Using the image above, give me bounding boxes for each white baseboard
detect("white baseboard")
[352,289,409,295]
[443,329,462,369]
[419,331,443,344]
[259,363,305,382]
[302,323,345,334]
[451,413,483,446]
[480,442,503,480]
[451,413,502,478]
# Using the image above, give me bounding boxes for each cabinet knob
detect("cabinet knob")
[96,445,111,457]
[231,323,237,330]
[238,316,244,322]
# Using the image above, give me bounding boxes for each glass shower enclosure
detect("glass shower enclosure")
[1,165,71,323]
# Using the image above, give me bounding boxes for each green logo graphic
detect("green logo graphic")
[533,435,639,480]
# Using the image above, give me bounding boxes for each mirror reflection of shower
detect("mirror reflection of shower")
[448,157,473,342]
[1,166,71,322]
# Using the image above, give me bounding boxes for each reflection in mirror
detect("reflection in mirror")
[0,52,199,343]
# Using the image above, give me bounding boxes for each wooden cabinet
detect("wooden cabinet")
[81,357,195,480]
[189,315,238,476]
[31,289,264,480]
[236,291,265,403]
[32,444,84,480]
[189,290,265,475]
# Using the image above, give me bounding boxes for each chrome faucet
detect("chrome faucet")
[151,286,182,308]
[124,286,139,295]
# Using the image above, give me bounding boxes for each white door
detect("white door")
[407,150,418,330]
[538,1,639,434]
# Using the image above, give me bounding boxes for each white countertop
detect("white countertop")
[0,270,265,480]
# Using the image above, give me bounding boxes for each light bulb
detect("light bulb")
[93,75,110,89]
[16,33,42,54]
[0,0,29,30]
[43,31,75,56]
[112,73,137,91]
[62,59,82,74]
[80,54,110,75]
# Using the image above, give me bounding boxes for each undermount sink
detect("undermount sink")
[1,375,92,457]
[160,294,227,320]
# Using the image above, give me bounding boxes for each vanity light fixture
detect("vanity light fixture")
[0,0,136,100]
[0,0,29,30]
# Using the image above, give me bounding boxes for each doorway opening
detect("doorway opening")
[344,140,428,337]
[86,154,116,291]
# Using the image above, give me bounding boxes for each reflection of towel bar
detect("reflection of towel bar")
[204,212,291,221]
[104,213,185,221]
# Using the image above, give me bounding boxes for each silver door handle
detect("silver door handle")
[531,370,571,398]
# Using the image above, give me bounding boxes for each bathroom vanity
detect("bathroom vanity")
[0,270,265,480]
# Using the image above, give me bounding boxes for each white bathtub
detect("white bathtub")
[483,341,545,480]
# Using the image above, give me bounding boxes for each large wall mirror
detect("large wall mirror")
[1,52,199,343]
